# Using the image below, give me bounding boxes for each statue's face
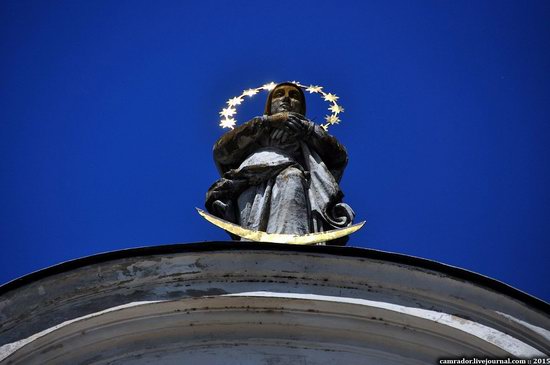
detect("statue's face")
[270,85,304,115]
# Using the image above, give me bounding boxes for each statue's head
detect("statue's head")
[264,82,306,116]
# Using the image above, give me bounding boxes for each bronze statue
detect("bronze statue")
[205,82,356,245]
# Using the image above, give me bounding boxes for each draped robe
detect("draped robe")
[205,115,354,245]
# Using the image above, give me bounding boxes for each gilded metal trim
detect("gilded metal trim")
[196,208,365,245]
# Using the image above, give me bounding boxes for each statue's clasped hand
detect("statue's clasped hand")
[265,112,314,140]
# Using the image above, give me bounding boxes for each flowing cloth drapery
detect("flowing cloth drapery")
[205,116,354,245]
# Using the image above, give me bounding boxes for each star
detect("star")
[227,96,243,107]
[219,107,236,118]
[215,83,346,131]
[323,93,339,102]
[219,117,236,129]
[329,104,344,114]
[262,82,277,91]
[243,88,259,97]
[306,85,323,94]
[325,114,341,125]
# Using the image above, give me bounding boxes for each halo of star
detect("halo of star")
[218,81,344,131]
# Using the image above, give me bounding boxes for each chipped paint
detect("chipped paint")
[0,247,548,364]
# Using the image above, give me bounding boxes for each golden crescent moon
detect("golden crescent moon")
[196,208,365,245]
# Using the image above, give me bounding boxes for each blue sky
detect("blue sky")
[1,1,549,301]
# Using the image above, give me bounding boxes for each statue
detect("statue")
[203,82,360,245]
